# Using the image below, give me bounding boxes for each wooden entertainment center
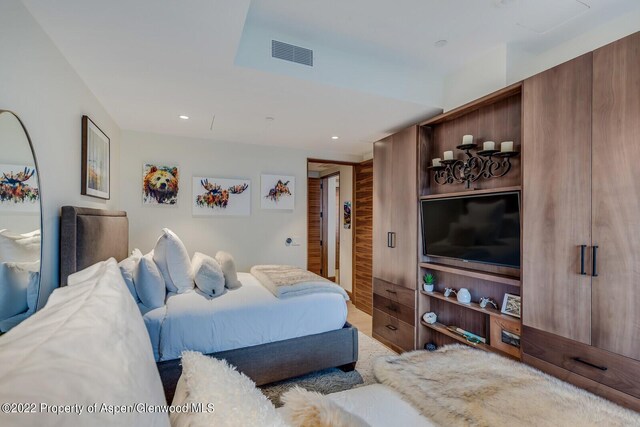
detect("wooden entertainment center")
[372,31,639,411]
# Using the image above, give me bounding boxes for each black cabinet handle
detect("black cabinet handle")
[580,245,587,275]
[385,324,398,331]
[573,357,607,371]
[387,232,392,248]
[385,304,398,312]
[592,245,599,277]
[385,289,397,294]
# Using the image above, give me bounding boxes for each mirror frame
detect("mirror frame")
[0,109,43,312]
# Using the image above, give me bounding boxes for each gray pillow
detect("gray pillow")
[215,251,242,289]
[191,252,225,297]
[134,252,166,310]
[118,249,143,302]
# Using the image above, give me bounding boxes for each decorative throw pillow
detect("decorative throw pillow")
[0,262,30,321]
[281,386,371,427]
[215,251,242,289]
[0,231,40,263]
[153,229,194,293]
[118,249,143,302]
[134,252,166,310]
[26,271,39,313]
[170,351,287,427]
[191,252,225,297]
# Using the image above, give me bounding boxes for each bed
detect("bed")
[59,206,358,402]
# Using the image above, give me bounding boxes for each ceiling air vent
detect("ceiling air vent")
[271,40,313,67]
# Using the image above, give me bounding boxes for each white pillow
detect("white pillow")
[191,252,226,297]
[215,251,242,289]
[170,351,286,427]
[118,249,143,302]
[153,229,194,293]
[134,252,166,310]
[0,231,40,263]
[282,386,371,427]
[0,262,30,321]
[26,271,39,313]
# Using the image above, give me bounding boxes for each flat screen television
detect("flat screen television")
[421,192,521,268]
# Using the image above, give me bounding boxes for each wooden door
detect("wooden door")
[591,32,640,360]
[307,177,323,275]
[522,53,593,344]
[373,136,394,283]
[389,126,418,289]
[354,160,373,315]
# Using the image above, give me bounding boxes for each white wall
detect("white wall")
[0,0,121,308]
[320,165,353,292]
[120,131,359,272]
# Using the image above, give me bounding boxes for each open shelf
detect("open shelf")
[420,290,520,322]
[419,185,521,200]
[419,262,520,287]
[420,320,515,359]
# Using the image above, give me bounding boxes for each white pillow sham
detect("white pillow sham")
[153,228,194,293]
[118,248,143,302]
[170,351,286,427]
[215,250,242,289]
[191,252,225,297]
[0,230,40,263]
[0,262,30,321]
[134,252,166,310]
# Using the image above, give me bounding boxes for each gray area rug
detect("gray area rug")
[259,332,394,406]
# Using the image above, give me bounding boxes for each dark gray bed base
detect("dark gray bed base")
[59,205,359,404]
[158,323,359,403]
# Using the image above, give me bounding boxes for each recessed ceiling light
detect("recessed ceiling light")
[434,40,448,48]
[331,136,339,140]
[179,115,189,120]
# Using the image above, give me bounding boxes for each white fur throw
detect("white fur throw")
[281,387,370,427]
[171,352,287,427]
[374,345,640,427]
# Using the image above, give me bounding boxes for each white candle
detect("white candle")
[462,135,473,144]
[483,141,495,151]
[501,141,514,152]
[432,158,442,167]
[444,151,454,160]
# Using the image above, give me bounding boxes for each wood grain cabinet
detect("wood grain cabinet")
[522,32,640,409]
[372,126,418,351]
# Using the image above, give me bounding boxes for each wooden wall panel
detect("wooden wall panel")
[354,160,373,315]
[591,32,640,360]
[307,177,322,275]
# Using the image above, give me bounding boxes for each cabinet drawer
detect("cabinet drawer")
[373,308,415,351]
[373,294,414,326]
[523,326,640,398]
[373,278,415,308]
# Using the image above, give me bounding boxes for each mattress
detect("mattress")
[145,272,348,361]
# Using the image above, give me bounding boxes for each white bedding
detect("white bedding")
[147,272,347,361]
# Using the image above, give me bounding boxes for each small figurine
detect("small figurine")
[422,312,437,324]
[457,288,471,304]
[444,287,457,298]
[479,297,498,309]
[424,342,438,352]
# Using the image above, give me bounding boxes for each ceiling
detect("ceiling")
[22,0,640,155]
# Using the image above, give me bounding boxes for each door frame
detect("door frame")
[307,159,358,302]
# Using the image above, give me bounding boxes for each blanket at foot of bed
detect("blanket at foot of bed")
[250,265,349,300]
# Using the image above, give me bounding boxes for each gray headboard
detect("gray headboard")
[60,206,129,286]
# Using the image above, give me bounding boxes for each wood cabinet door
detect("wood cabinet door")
[389,126,418,288]
[522,53,593,344]
[373,136,394,282]
[591,32,640,360]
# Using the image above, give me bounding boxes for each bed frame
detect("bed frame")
[60,206,359,402]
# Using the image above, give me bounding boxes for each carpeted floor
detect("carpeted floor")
[259,332,394,406]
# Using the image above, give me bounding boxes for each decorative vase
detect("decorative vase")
[423,283,435,292]
[457,288,472,304]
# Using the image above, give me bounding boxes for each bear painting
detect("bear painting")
[143,164,179,205]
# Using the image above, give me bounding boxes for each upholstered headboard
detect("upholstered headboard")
[60,206,129,286]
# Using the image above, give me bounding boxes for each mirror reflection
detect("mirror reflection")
[0,110,41,333]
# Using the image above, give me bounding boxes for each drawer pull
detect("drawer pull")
[385,304,398,312]
[386,324,398,331]
[385,289,397,294]
[573,357,607,371]
[580,245,587,275]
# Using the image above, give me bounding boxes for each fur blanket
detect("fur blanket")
[250,265,348,300]
[374,345,640,427]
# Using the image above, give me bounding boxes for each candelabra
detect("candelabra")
[428,143,519,189]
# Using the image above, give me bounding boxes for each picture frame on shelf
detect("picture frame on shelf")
[501,293,521,318]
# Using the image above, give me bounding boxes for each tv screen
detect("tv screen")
[421,192,521,268]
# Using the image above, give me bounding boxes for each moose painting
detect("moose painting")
[0,165,39,212]
[192,177,251,216]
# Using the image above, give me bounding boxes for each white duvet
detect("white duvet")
[147,272,348,362]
